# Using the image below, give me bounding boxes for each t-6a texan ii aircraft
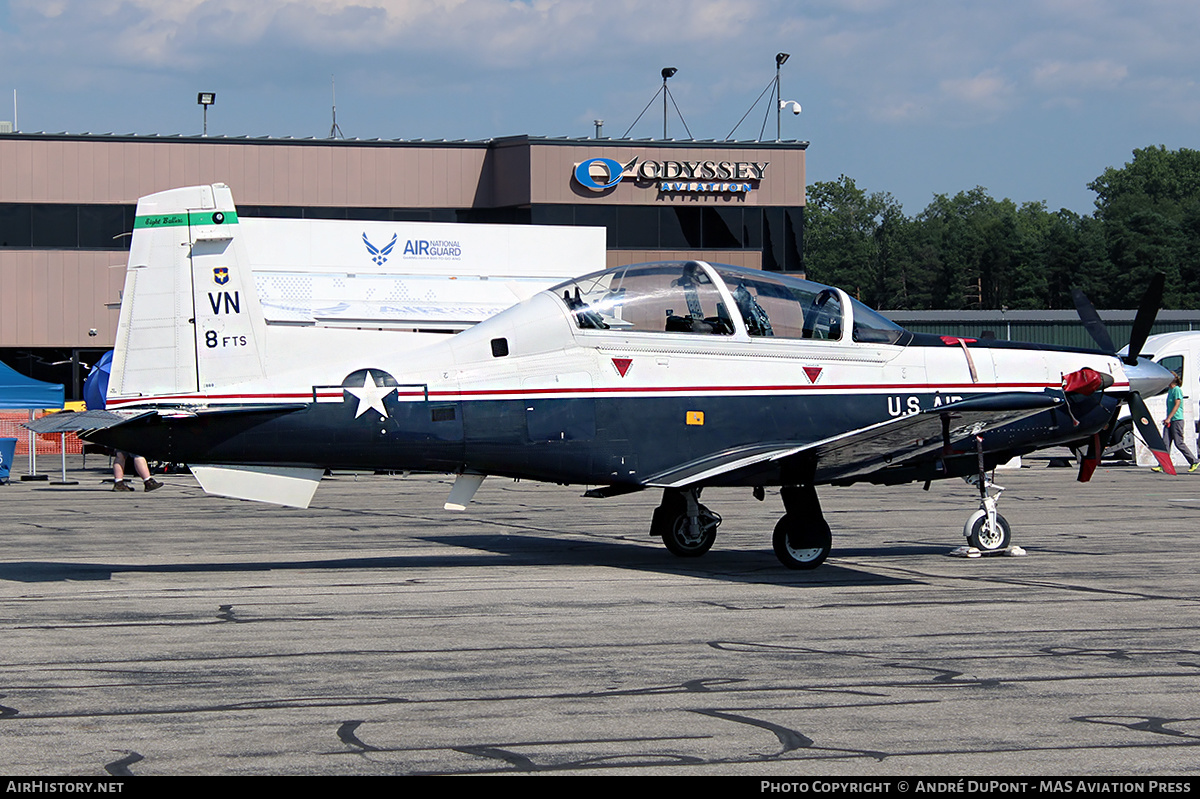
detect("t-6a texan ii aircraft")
[85,184,1177,570]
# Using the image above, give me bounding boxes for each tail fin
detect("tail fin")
[109,184,267,403]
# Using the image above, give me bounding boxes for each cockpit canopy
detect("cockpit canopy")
[551,261,907,345]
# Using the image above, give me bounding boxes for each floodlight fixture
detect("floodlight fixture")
[197,92,216,136]
[661,67,678,80]
[776,52,790,67]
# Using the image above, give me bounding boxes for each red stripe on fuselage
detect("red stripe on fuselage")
[104,380,1128,409]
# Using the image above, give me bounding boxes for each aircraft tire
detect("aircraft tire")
[965,510,1011,552]
[1111,420,1135,460]
[661,506,719,557]
[772,515,831,570]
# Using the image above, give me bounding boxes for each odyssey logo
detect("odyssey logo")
[572,155,768,194]
[574,157,639,191]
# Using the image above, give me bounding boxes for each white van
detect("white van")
[1116,331,1200,463]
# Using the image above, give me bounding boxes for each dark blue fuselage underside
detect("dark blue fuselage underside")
[91,390,1118,489]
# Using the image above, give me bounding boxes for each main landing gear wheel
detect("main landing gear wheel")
[772,515,832,570]
[661,505,720,557]
[964,510,1011,552]
[1111,420,1135,461]
[652,488,721,558]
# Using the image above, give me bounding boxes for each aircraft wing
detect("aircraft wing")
[642,392,1064,490]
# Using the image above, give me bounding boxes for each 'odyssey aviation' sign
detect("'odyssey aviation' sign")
[573,156,768,194]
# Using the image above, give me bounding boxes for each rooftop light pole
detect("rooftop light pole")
[661,67,677,139]
[197,92,216,137]
[623,67,691,139]
[774,52,789,141]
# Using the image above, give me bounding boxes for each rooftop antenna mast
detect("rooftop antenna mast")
[329,76,344,139]
[726,52,799,141]
[622,67,692,140]
[774,52,789,141]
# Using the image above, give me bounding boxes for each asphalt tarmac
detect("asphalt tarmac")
[2,455,1199,776]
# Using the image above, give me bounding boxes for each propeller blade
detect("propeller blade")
[1128,391,1176,474]
[1071,288,1117,354]
[1125,272,1165,365]
[1077,433,1101,483]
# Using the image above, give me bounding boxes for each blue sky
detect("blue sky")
[1,0,1197,216]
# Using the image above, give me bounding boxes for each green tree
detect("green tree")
[1089,145,1200,308]
[803,175,906,309]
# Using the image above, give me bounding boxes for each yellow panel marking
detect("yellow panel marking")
[686,410,705,426]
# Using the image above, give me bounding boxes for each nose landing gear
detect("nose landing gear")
[963,478,1011,552]
[959,435,1019,556]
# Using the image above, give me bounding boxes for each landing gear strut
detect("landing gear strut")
[963,435,1012,553]
[772,485,832,570]
[652,487,720,557]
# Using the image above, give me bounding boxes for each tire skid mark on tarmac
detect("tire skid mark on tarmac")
[831,560,1200,604]
[337,720,380,751]
[712,639,1200,671]
[104,751,143,777]
[1,695,411,720]
[354,726,1200,775]
[689,707,812,754]
[880,663,1002,687]
[690,708,890,762]
[330,725,712,773]
[453,745,537,771]
[1072,715,1200,739]
[8,662,1200,721]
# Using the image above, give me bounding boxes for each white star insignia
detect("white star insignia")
[345,371,395,419]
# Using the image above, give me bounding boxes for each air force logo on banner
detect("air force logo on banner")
[573,157,638,191]
[363,233,398,266]
[213,267,229,285]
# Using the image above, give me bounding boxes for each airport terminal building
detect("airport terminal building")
[0,132,807,397]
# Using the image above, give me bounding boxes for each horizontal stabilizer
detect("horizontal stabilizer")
[23,409,135,434]
[191,464,324,508]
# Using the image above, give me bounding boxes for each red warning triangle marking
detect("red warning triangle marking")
[803,366,822,384]
[612,358,633,378]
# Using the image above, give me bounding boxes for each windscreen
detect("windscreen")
[553,262,734,335]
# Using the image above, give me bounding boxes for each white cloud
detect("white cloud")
[5,0,1200,137]
[1031,59,1128,91]
[939,70,1015,112]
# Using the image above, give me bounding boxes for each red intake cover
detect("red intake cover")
[1061,367,1112,395]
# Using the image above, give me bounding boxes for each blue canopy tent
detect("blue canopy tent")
[1,360,65,482]
[0,360,65,409]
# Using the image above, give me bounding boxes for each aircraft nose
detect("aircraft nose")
[1125,357,1175,397]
